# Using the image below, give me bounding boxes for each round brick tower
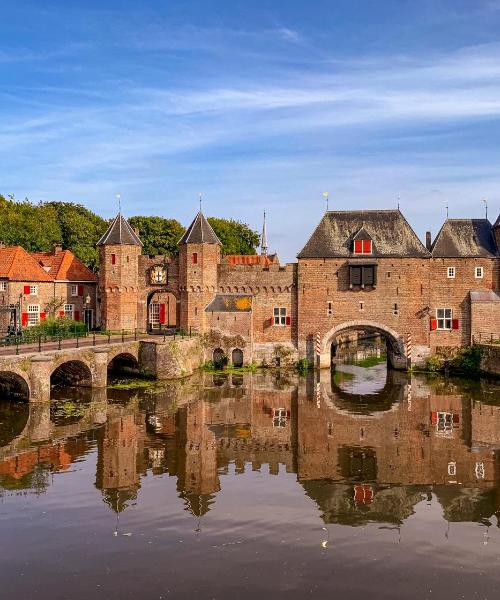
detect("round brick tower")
[178,211,221,334]
[97,213,143,331]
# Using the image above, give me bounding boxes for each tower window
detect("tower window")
[111,253,116,265]
[327,301,333,317]
[475,266,484,279]
[354,239,372,254]
[192,252,198,264]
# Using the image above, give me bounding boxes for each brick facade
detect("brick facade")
[97,209,500,368]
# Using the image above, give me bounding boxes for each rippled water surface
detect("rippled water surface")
[2,366,500,599]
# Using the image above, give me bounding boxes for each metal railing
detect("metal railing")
[0,326,200,356]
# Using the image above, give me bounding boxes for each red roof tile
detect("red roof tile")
[31,249,97,282]
[0,246,53,281]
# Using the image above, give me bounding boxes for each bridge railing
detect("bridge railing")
[0,326,200,356]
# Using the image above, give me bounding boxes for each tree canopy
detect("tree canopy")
[0,195,261,267]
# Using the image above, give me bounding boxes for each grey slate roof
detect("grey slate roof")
[493,214,500,229]
[205,294,252,313]
[179,212,221,245]
[431,219,498,258]
[297,210,430,258]
[96,213,143,246]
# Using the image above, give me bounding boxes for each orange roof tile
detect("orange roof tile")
[0,246,53,282]
[224,254,279,266]
[31,249,97,282]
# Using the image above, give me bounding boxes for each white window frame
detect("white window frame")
[0,281,6,291]
[71,284,78,297]
[29,285,38,295]
[448,462,457,476]
[475,462,485,480]
[447,266,456,279]
[436,411,454,437]
[149,302,160,327]
[272,408,287,428]
[475,266,484,279]
[27,304,40,326]
[436,308,453,330]
[273,307,286,326]
[64,304,74,319]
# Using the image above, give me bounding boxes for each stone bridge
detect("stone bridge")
[0,337,204,402]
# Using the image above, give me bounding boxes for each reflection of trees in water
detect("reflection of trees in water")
[0,463,51,495]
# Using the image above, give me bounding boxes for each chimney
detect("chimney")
[425,231,432,251]
[54,243,63,254]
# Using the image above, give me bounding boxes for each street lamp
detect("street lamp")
[84,294,92,332]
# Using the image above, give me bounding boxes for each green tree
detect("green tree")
[207,217,260,255]
[128,216,185,257]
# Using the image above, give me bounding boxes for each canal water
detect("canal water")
[1,364,500,599]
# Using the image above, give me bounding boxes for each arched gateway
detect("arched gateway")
[319,320,407,370]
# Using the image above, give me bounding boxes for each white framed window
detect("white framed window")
[448,462,457,476]
[149,302,160,327]
[71,285,78,297]
[30,285,38,295]
[27,304,40,326]
[273,307,286,326]
[475,462,485,480]
[64,304,74,319]
[272,408,287,428]
[475,266,484,279]
[437,308,453,330]
[436,412,453,435]
[0,281,6,291]
[447,266,456,279]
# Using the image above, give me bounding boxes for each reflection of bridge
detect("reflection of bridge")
[0,337,203,402]
[1,372,500,526]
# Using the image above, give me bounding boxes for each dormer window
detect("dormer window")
[353,239,372,255]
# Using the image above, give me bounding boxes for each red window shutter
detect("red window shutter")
[40,312,46,321]
[192,252,198,264]
[430,318,437,331]
[363,240,372,254]
[453,414,460,424]
[111,253,116,265]
[59,310,65,318]
[159,303,166,324]
[431,411,437,424]
[24,285,30,295]
[285,316,291,326]
[354,240,363,254]
[78,285,84,296]
[452,319,459,330]
[74,310,80,321]
[21,312,28,326]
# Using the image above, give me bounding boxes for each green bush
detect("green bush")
[424,355,442,373]
[22,317,87,342]
[296,358,312,375]
[452,346,483,374]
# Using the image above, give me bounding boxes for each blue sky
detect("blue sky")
[2,0,500,261]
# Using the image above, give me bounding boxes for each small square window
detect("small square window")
[71,285,78,297]
[29,285,38,295]
[448,462,457,476]
[437,308,453,330]
[447,267,456,278]
[0,281,6,291]
[475,266,484,279]
[273,307,287,325]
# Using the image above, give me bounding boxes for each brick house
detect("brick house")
[0,244,97,334]
[97,208,500,368]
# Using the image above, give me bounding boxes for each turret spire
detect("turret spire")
[261,211,268,257]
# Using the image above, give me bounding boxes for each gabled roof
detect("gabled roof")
[493,214,500,229]
[0,246,53,282]
[431,219,498,258]
[205,294,252,313]
[179,212,221,245]
[297,210,430,259]
[32,249,97,282]
[224,253,279,266]
[96,213,143,246]
[352,226,372,241]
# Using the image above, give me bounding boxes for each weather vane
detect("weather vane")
[482,197,488,220]
[199,193,202,212]
[116,193,121,213]
[323,191,329,211]
[445,202,449,219]
[397,192,401,210]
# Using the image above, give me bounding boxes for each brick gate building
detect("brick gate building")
[97,208,500,368]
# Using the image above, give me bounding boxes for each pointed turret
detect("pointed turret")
[97,213,142,246]
[179,212,220,245]
[493,214,500,251]
[97,212,141,330]
[260,211,268,257]
[178,211,220,333]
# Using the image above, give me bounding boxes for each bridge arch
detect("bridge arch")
[107,352,140,376]
[321,320,406,370]
[0,370,30,401]
[51,360,93,388]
